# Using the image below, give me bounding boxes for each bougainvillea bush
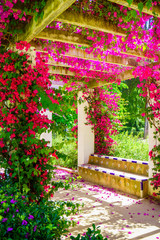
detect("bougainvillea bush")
[0,180,79,240]
[133,66,160,196]
[70,224,108,240]
[82,87,121,155]
[0,0,160,200]
[0,42,71,201]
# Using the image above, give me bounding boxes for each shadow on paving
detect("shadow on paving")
[52,169,160,240]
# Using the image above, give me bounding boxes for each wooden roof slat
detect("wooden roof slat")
[36,28,91,47]
[49,65,114,79]
[54,9,127,37]
[49,66,119,89]
[119,69,134,81]
[108,0,160,17]
[48,59,113,73]
[49,66,75,76]
[88,80,110,88]
[17,0,76,42]
[119,60,160,81]
[31,36,152,59]
[64,48,140,68]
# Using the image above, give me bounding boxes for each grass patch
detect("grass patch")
[52,134,77,169]
[111,132,149,161]
[52,132,149,170]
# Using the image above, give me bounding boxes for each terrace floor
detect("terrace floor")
[53,169,160,240]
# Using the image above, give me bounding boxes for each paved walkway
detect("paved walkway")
[53,169,160,240]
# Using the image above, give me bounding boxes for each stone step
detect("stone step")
[89,154,149,176]
[78,164,149,198]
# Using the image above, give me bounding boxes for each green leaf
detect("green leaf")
[23,184,30,193]
[127,0,133,6]
[131,10,137,18]
[40,11,44,19]
[33,157,37,163]
[146,0,152,10]
[46,224,56,230]
[143,45,146,51]
[138,2,144,13]
[2,72,7,79]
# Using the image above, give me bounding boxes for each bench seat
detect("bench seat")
[78,164,149,198]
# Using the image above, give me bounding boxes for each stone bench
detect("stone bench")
[89,154,148,176]
[78,154,149,198]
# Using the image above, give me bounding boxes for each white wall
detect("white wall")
[78,91,94,165]
[148,123,160,198]
[40,110,52,147]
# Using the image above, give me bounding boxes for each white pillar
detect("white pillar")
[148,124,160,198]
[148,125,156,179]
[40,109,52,147]
[78,91,94,166]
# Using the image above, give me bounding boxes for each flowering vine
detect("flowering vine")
[1,0,160,199]
[82,87,121,154]
[133,65,160,195]
[0,0,47,47]
[0,42,71,201]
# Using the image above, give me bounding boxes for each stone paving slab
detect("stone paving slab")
[53,169,160,240]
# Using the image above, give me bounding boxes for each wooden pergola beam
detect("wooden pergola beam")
[108,0,160,17]
[54,9,127,37]
[119,69,134,81]
[119,59,160,81]
[31,35,152,59]
[49,66,118,89]
[30,41,48,52]
[31,41,137,67]
[49,66,75,76]
[87,80,111,88]
[48,59,114,73]
[36,28,91,47]
[120,49,151,59]
[17,0,76,42]
[31,42,148,68]
[64,48,141,68]
[49,65,113,79]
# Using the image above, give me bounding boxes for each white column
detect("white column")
[148,124,160,198]
[40,109,52,147]
[78,91,94,166]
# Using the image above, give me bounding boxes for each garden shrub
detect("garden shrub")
[70,224,108,240]
[0,42,69,201]
[0,181,80,240]
[52,134,77,169]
